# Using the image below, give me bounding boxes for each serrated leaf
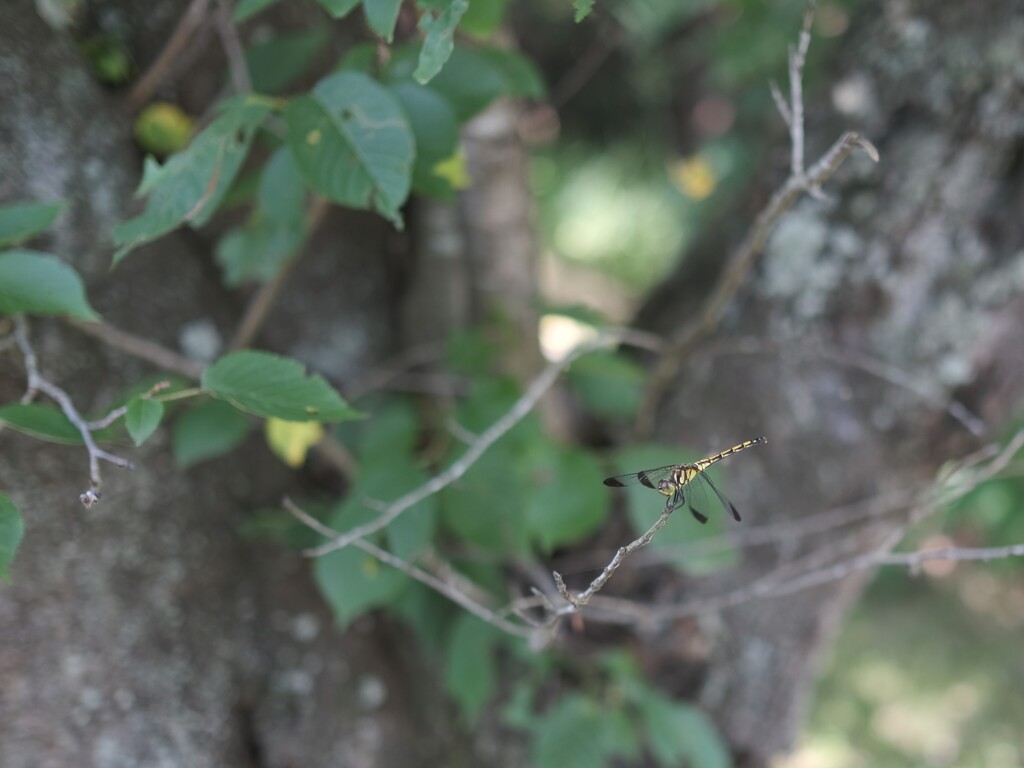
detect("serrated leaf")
[0,251,99,321]
[173,399,250,468]
[387,82,460,199]
[202,350,361,422]
[568,350,644,419]
[125,397,165,446]
[317,0,361,18]
[364,0,402,42]
[313,499,408,628]
[611,445,739,575]
[414,0,470,84]
[286,71,414,225]
[233,0,282,22]
[0,492,24,583]
[0,403,89,444]
[0,200,65,247]
[574,0,595,22]
[245,27,331,94]
[113,97,273,264]
[525,444,608,552]
[264,417,323,467]
[443,614,499,722]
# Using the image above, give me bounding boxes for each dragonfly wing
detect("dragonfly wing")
[699,471,741,522]
[603,465,678,489]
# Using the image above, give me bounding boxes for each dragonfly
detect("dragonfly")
[603,437,766,524]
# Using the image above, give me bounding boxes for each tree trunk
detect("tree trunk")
[635,1,1024,764]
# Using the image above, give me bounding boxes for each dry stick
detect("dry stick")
[13,317,134,506]
[635,0,877,438]
[69,320,204,380]
[636,130,878,437]
[303,332,627,558]
[695,336,986,437]
[127,0,213,111]
[214,0,252,95]
[553,504,675,611]
[229,198,330,351]
[284,499,537,639]
[69,319,358,481]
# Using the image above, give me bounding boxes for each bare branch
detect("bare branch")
[636,130,878,437]
[215,0,252,95]
[769,80,792,127]
[284,499,539,640]
[229,198,330,351]
[303,330,632,558]
[69,320,205,380]
[13,317,134,505]
[554,503,675,611]
[127,0,214,111]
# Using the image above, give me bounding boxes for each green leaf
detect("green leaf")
[317,0,361,18]
[0,200,65,247]
[414,0,470,84]
[202,350,361,423]
[533,695,637,768]
[638,693,730,768]
[233,0,282,22]
[568,351,644,419]
[113,97,273,264]
[215,148,306,285]
[125,397,165,446]
[458,0,510,38]
[443,329,496,376]
[313,499,409,628]
[477,47,546,99]
[286,71,414,225]
[387,82,460,199]
[0,492,24,582]
[444,614,499,722]
[172,399,250,468]
[387,44,506,121]
[574,0,595,22]
[245,28,331,94]
[525,443,608,552]
[0,403,88,444]
[364,0,402,42]
[610,445,738,575]
[339,42,379,75]
[0,250,99,321]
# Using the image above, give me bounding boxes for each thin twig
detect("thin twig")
[788,0,816,177]
[13,317,134,505]
[303,330,630,558]
[554,504,675,610]
[127,0,214,111]
[69,320,205,380]
[284,499,537,639]
[635,0,878,438]
[215,0,252,95]
[636,130,878,437]
[692,336,985,437]
[229,198,330,351]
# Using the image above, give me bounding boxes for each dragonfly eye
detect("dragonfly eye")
[657,479,672,494]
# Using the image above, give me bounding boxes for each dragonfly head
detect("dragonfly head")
[656,479,675,497]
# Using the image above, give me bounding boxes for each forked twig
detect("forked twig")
[635,0,879,438]
[13,317,135,506]
[303,330,632,558]
[284,499,538,640]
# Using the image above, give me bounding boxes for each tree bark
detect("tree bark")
[635,1,1024,765]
